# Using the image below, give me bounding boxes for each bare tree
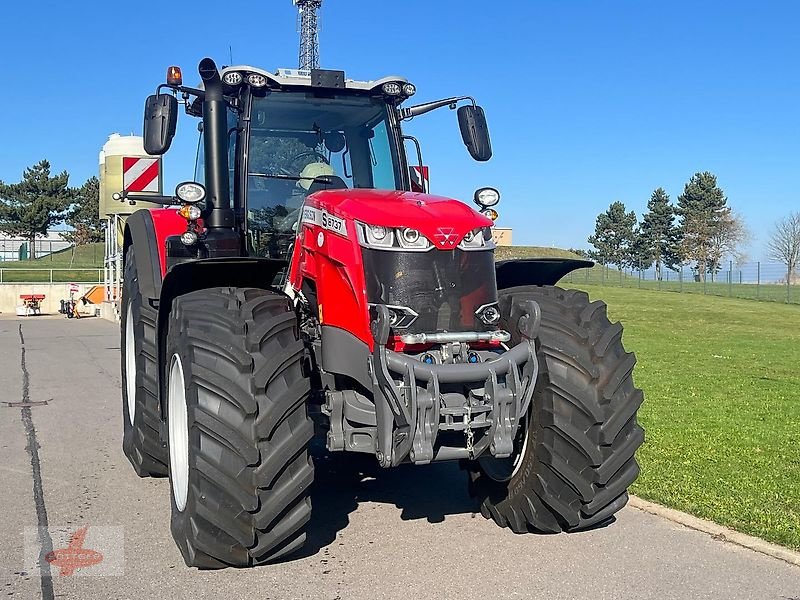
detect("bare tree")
[767,212,800,285]
[708,210,750,275]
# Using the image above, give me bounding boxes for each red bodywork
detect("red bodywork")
[148,209,198,277]
[288,189,493,349]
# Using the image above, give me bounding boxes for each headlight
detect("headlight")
[459,228,491,251]
[178,204,202,221]
[382,82,402,96]
[175,182,206,204]
[180,230,199,246]
[356,223,432,251]
[222,71,243,86]
[482,208,499,221]
[247,73,267,88]
[397,228,431,250]
[402,83,416,97]
[474,187,500,208]
[358,223,395,248]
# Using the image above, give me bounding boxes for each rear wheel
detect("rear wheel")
[469,285,644,533]
[120,247,168,477]
[165,287,314,568]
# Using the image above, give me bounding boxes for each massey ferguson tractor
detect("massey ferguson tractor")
[120,58,644,568]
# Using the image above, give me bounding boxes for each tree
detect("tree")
[0,160,72,259]
[567,247,590,259]
[767,212,800,285]
[676,171,734,281]
[708,209,750,274]
[638,188,680,280]
[64,176,104,245]
[587,201,638,268]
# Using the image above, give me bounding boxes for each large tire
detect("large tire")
[165,287,314,568]
[469,285,644,533]
[121,246,168,477]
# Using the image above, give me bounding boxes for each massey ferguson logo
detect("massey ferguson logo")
[435,227,457,245]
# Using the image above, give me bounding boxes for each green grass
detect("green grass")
[0,243,104,282]
[573,285,800,549]
[562,268,800,305]
[5,242,104,268]
[494,245,583,260]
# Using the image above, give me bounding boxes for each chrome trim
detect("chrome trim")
[399,330,511,345]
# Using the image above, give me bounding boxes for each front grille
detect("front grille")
[361,248,497,334]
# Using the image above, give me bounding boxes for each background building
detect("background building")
[492,227,513,246]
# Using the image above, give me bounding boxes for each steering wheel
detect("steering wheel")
[285,150,330,174]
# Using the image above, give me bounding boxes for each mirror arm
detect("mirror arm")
[399,96,476,120]
[402,135,424,169]
[113,191,177,206]
[157,84,205,100]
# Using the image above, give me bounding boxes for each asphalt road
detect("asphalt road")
[1,315,798,600]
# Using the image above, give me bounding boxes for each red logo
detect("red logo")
[45,526,104,576]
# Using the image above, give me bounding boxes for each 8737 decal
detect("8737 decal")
[302,206,348,238]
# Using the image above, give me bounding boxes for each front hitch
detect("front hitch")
[368,300,540,467]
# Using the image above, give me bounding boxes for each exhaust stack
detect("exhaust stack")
[198,58,233,229]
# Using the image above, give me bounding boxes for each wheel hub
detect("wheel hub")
[125,303,136,426]
[478,412,530,482]
[168,354,189,512]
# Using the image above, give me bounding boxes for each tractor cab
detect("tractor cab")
[141,61,494,262]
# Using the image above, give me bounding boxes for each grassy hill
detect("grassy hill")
[494,245,583,260]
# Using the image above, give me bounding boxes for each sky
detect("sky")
[0,0,797,259]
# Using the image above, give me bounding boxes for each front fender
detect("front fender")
[495,258,594,289]
[155,257,288,417]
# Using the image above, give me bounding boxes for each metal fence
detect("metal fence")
[0,239,81,262]
[0,268,104,284]
[563,261,799,304]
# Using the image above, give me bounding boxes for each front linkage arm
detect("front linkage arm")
[368,300,541,468]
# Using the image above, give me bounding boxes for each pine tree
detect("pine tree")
[0,160,72,259]
[676,172,729,281]
[588,201,638,268]
[639,188,680,280]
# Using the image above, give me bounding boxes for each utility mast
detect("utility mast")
[294,0,322,71]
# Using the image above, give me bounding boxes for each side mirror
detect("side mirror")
[143,94,178,155]
[457,105,492,162]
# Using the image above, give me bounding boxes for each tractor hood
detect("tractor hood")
[308,188,493,250]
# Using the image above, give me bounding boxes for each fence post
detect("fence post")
[679,267,683,293]
[757,262,760,299]
[49,269,53,284]
[728,260,733,297]
[637,259,641,289]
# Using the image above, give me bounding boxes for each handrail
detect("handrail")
[0,268,103,284]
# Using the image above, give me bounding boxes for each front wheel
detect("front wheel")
[165,287,314,568]
[469,285,644,533]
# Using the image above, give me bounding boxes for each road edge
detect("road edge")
[628,495,800,568]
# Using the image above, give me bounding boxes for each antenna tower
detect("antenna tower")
[294,0,322,71]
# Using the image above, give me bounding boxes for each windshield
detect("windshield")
[246,92,402,258]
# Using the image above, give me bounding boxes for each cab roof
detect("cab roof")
[220,65,409,93]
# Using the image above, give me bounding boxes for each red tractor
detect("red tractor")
[120,58,643,568]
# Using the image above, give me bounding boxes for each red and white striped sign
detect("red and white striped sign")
[123,157,160,193]
[409,165,429,193]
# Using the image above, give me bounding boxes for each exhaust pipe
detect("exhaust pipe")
[198,58,233,229]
